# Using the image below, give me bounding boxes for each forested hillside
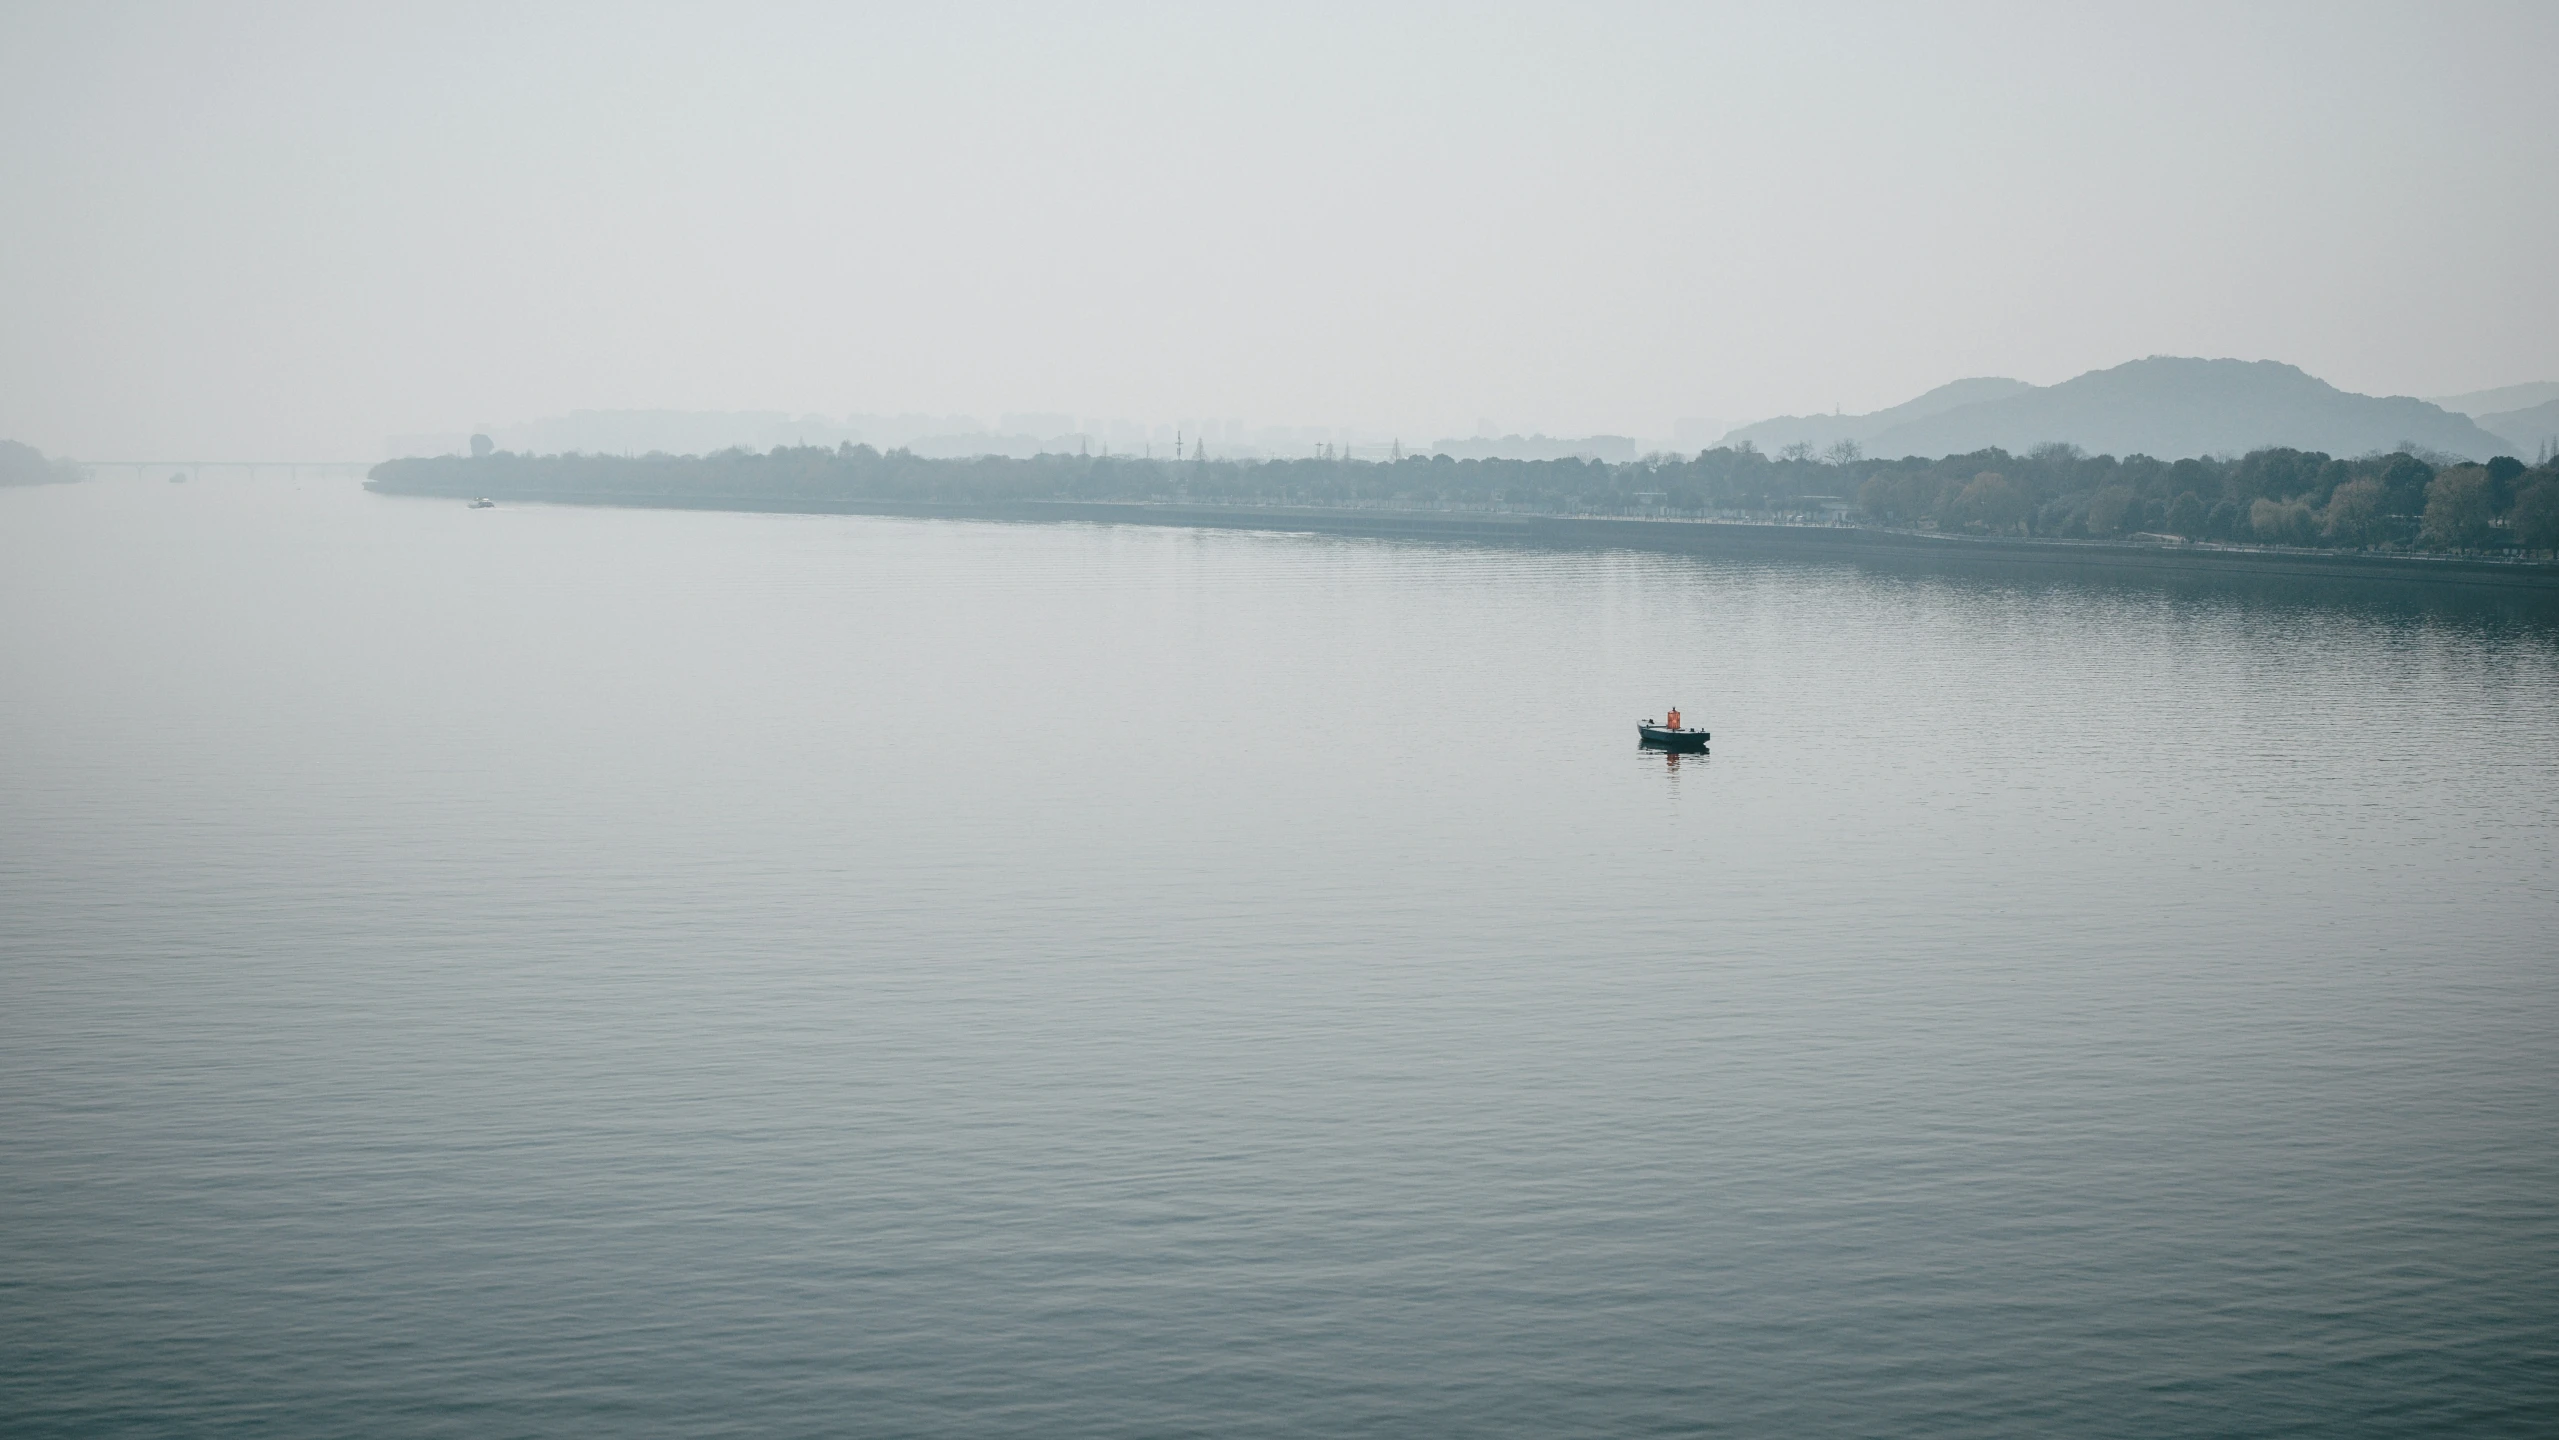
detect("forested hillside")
[373,439,2559,557]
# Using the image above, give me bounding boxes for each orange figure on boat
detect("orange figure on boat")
[1638,704,1708,751]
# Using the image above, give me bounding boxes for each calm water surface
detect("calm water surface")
[4,477,2556,1436]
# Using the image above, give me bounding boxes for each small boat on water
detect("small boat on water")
[469,497,496,509]
[1638,706,1709,751]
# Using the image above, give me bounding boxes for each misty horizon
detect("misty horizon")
[5,5,2554,461]
[365,354,2549,469]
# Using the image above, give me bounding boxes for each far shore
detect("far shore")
[366,479,2559,593]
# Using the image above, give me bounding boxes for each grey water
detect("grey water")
[4,475,2555,1438]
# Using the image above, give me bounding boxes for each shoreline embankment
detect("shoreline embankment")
[365,479,2559,594]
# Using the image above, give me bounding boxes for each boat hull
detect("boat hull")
[1637,724,1709,750]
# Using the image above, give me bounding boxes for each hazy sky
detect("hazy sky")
[4,1,2554,459]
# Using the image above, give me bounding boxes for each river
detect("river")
[4,475,2555,1436]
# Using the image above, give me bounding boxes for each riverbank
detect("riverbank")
[365,472,2559,593]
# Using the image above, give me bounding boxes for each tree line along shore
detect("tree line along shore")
[369,440,2559,558]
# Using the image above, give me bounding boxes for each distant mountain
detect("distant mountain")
[2426,382,2559,417]
[1722,377,2033,452]
[1728,358,2512,462]
[2480,399,2559,459]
